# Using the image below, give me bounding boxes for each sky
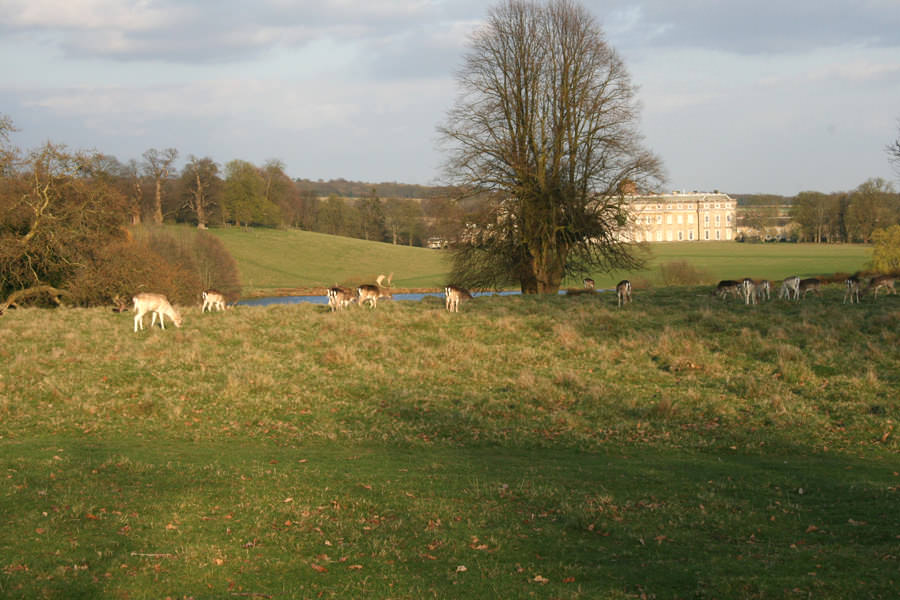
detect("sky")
[1,0,899,196]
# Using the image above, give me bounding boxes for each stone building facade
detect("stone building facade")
[622,192,737,242]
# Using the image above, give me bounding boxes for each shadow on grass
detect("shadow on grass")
[2,436,898,598]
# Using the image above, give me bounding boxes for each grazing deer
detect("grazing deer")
[357,273,393,309]
[779,276,800,301]
[740,278,755,305]
[798,277,822,299]
[867,274,897,300]
[327,286,356,312]
[444,285,472,312]
[715,280,742,301]
[583,278,595,289]
[133,293,182,332]
[201,289,226,312]
[754,280,771,303]
[843,276,861,304]
[616,280,632,307]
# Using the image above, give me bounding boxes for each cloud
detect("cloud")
[604,0,900,55]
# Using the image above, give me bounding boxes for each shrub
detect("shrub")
[658,260,712,286]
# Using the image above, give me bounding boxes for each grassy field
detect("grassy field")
[1,286,898,598]
[203,227,873,295]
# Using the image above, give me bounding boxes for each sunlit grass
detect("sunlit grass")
[1,286,898,598]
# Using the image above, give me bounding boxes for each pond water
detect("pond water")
[237,289,606,307]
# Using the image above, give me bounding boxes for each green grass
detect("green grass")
[206,227,452,295]
[2,287,898,598]
[200,226,872,295]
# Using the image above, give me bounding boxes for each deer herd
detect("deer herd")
[715,273,896,305]
[129,271,897,332]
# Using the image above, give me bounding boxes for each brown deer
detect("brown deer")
[798,278,822,299]
[715,280,742,301]
[867,275,897,300]
[357,273,393,309]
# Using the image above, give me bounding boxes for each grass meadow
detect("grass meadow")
[203,226,873,295]
[1,284,898,599]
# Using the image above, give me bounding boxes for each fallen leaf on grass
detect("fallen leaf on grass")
[563,577,575,583]
[348,564,363,570]
[310,563,328,573]
[533,575,549,584]
[456,565,467,573]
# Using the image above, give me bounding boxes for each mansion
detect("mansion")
[622,191,736,242]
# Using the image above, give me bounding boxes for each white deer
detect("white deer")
[357,273,393,309]
[444,285,472,312]
[616,280,632,308]
[327,286,356,312]
[778,276,800,301]
[843,276,861,304]
[201,289,226,312]
[133,293,183,332]
[754,280,771,303]
[741,278,755,305]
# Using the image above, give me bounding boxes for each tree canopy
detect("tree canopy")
[439,0,663,293]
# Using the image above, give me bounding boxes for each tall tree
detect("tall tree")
[0,143,128,299]
[181,156,222,228]
[439,0,663,293]
[845,178,899,243]
[142,147,179,224]
[223,160,280,227]
[358,188,386,241]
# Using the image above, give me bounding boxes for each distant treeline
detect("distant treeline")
[294,178,458,200]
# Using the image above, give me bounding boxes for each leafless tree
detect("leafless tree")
[438,0,663,293]
[142,147,178,225]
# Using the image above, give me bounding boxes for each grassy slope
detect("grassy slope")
[204,227,872,295]
[207,227,452,295]
[1,288,898,598]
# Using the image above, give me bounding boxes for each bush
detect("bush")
[659,260,712,286]
[67,227,241,308]
[871,225,900,273]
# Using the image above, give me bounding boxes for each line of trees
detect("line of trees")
[789,178,900,243]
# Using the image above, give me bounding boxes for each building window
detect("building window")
[657,215,663,225]
[705,230,710,240]
[716,229,721,240]
[678,231,683,241]
[715,215,721,226]
[727,214,732,223]
[704,214,710,225]
[689,230,694,240]
[688,214,694,224]
[666,215,673,225]
[656,231,663,241]
[676,214,683,225]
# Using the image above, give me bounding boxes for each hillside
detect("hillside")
[204,226,872,297]
[206,227,453,296]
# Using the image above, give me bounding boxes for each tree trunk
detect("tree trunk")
[153,179,164,224]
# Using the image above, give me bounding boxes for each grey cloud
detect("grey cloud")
[599,0,900,55]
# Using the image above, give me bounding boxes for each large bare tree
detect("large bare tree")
[439,0,663,293]
[142,147,179,225]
